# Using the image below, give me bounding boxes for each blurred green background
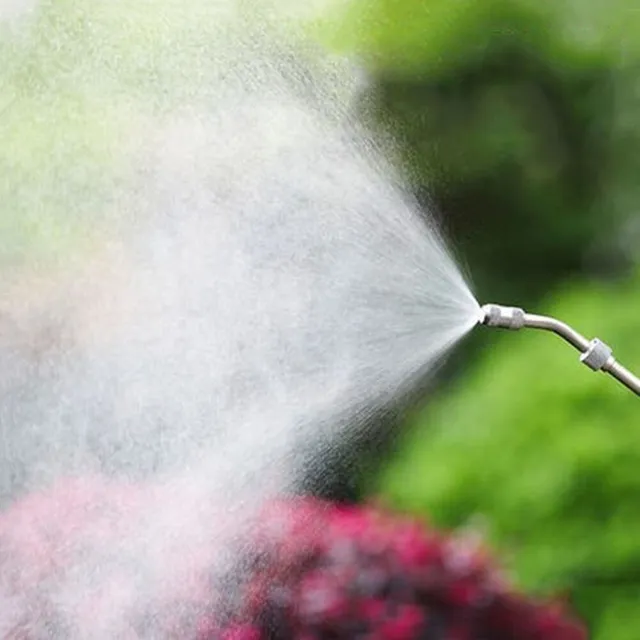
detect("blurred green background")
[2,0,639,637]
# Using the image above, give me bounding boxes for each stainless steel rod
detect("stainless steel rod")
[520,313,591,352]
[605,361,640,396]
[481,303,640,397]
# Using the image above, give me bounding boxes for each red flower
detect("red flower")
[210,498,587,640]
[0,481,587,639]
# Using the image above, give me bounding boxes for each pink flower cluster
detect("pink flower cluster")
[199,499,586,640]
[0,480,586,639]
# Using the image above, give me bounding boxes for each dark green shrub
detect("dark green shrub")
[319,0,638,304]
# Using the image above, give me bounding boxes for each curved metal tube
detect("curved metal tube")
[519,312,591,352]
[481,303,640,397]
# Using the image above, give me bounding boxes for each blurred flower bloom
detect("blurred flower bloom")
[0,481,586,639]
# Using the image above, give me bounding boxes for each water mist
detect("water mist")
[0,1,481,636]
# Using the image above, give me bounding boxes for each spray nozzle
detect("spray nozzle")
[481,304,525,330]
[480,303,640,397]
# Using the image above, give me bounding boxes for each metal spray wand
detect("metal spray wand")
[481,304,640,397]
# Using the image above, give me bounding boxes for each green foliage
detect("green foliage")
[322,0,564,76]
[318,0,640,305]
[320,0,640,73]
[376,271,640,638]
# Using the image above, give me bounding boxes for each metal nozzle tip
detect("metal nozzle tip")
[481,303,526,330]
[479,304,493,323]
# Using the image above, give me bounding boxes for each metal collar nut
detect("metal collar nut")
[580,338,613,371]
